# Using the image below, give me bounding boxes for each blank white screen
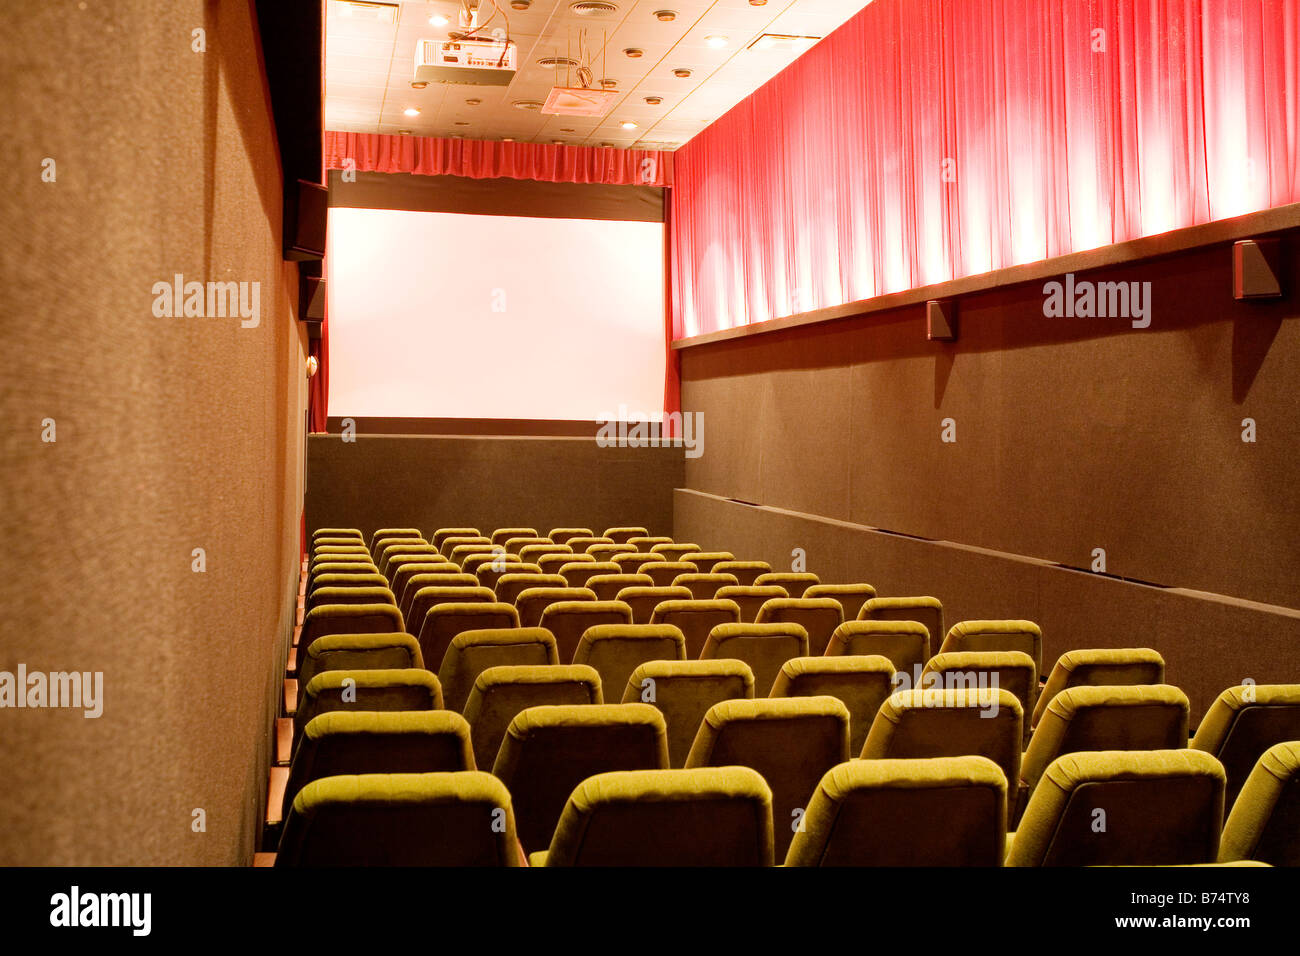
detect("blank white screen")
[326,207,666,421]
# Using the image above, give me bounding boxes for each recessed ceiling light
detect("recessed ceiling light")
[454,121,469,126]
[706,35,728,49]
[654,9,676,21]
[600,78,618,88]
[748,0,767,5]
[502,137,515,142]
[599,142,613,147]
[403,107,421,116]
[398,128,413,135]
[465,98,482,106]
[560,127,575,133]
[624,47,643,58]
[644,96,662,105]
[512,100,543,110]
[410,80,428,89]
[672,68,692,78]
[429,13,449,26]
[510,0,530,8]
[552,139,565,144]
[620,121,637,130]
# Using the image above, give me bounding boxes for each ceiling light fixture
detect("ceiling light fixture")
[466,98,482,105]
[403,107,421,116]
[644,95,662,105]
[706,35,728,49]
[510,0,531,8]
[624,47,643,58]
[654,9,676,20]
[748,34,822,53]
[429,13,449,26]
[672,68,692,78]
[620,121,637,130]
[600,78,618,88]
[410,80,429,89]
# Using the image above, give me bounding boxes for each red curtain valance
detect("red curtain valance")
[325,130,673,187]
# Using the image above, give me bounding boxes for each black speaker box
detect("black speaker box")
[926,298,958,341]
[1233,238,1283,300]
[299,275,325,339]
[284,179,328,261]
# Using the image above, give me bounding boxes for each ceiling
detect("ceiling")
[324,0,870,149]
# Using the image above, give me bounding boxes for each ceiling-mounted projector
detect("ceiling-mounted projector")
[415,37,517,86]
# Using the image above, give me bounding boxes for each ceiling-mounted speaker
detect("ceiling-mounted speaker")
[927,298,957,341]
[1233,238,1283,300]
[284,179,328,261]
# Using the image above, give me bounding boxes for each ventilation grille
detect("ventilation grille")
[537,55,582,69]
[570,1,619,16]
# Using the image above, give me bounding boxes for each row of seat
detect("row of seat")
[271,526,1300,866]
[265,739,1299,866]
[275,636,1300,855]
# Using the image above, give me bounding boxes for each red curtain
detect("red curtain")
[307,310,328,433]
[670,0,1300,339]
[325,131,673,187]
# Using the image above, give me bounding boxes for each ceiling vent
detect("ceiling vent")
[570,1,619,16]
[333,1,399,22]
[542,86,618,116]
[537,55,583,69]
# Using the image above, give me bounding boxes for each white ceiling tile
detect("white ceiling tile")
[325,0,874,149]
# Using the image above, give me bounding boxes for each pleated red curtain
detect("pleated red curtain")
[324,130,674,186]
[670,0,1300,339]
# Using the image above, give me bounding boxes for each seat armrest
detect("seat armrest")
[275,718,294,765]
[266,766,290,829]
[253,852,276,867]
[282,679,298,717]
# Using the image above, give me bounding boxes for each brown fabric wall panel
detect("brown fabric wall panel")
[760,365,855,518]
[307,435,683,539]
[681,363,767,504]
[680,235,1300,610]
[1151,589,1300,729]
[674,490,1300,723]
[0,2,304,863]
